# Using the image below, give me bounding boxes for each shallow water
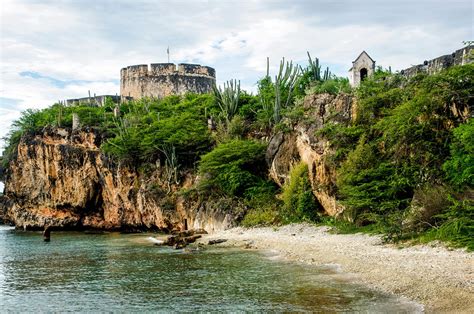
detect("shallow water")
[0,225,420,312]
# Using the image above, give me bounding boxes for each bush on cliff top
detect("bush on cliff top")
[101,94,217,165]
[322,64,474,248]
[198,139,267,196]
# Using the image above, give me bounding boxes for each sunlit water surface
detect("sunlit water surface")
[0,225,421,312]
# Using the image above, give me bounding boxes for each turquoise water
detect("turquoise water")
[0,225,420,312]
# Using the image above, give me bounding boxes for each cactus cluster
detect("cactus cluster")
[213,79,241,122]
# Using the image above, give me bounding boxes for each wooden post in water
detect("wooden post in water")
[43,225,51,242]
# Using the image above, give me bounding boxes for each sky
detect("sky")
[0,0,472,164]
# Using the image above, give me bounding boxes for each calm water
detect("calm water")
[0,225,421,312]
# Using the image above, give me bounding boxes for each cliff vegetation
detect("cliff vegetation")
[1,55,473,250]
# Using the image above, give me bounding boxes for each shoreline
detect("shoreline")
[200,223,474,313]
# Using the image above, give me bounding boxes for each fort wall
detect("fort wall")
[120,63,216,99]
[401,46,473,77]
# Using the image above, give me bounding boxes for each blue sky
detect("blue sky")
[0,0,472,156]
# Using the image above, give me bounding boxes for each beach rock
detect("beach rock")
[208,239,228,245]
[43,226,51,242]
[164,234,202,248]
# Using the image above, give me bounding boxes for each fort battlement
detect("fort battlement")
[120,63,216,99]
[400,46,473,77]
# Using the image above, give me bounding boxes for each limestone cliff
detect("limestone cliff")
[2,127,239,232]
[266,93,355,216]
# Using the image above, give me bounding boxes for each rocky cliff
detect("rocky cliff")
[266,93,355,216]
[2,127,240,232]
[2,93,355,230]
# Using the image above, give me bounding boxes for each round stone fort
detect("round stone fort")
[120,63,216,99]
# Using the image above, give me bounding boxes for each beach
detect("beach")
[201,223,474,313]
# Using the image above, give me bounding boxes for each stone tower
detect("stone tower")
[348,51,375,87]
[120,63,216,99]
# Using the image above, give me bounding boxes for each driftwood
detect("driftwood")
[164,234,202,247]
[153,229,209,249]
[208,239,227,245]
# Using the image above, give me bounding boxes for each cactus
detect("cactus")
[306,52,331,82]
[213,79,241,122]
[273,58,299,123]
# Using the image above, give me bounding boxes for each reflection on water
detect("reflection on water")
[0,225,421,312]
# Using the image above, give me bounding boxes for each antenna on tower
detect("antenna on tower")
[167,46,170,63]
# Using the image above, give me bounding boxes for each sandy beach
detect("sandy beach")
[200,223,474,313]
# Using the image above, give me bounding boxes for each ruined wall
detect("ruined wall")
[401,46,473,77]
[120,63,216,99]
[65,95,131,107]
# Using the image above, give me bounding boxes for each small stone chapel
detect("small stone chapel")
[349,51,375,87]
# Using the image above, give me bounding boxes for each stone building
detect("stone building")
[348,51,376,87]
[120,63,216,99]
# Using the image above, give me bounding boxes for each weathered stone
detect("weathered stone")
[164,234,202,248]
[2,128,236,232]
[120,63,216,99]
[401,46,473,78]
[267,93,354,217]
[172,228,208,237]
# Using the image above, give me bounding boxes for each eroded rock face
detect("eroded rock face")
[3,128,236,232]
[267,93,354,216]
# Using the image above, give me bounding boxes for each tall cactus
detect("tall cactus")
[273,58,299,123]
[307,51,331,82]
[213,79,241,122]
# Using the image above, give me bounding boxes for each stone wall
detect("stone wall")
[120,63,216,99]
[401,46,473,77]
[65,95,131,107]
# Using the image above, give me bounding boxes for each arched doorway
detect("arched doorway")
[360,68,368,81]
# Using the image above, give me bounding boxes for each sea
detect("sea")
[0,225,421,312]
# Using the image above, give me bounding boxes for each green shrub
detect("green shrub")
[241,208,279,227]
[309,77,351,95]
[198,139,267,196]
[424,197,474,250]
[281,162,319,223]
[241,181,282,226]
[102,94,216,165]
[443,119,474,188]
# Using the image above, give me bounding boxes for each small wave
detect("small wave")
[0,225,15,231]
[146,236,164,245]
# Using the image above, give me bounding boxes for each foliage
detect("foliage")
[281,162,319,223]
[213,115,247,144]
[2,104,109,166]
[295,52,331,96]
[337,141,412,217]
[198,139,267,196]
[213,79,241,122]
[241,182,281,227]
[428,197,474,250]
[443,119,474,188]
[315,123,364,166]
[307,64,474,249]
[102,94,216,165]
[309,77,351,95]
